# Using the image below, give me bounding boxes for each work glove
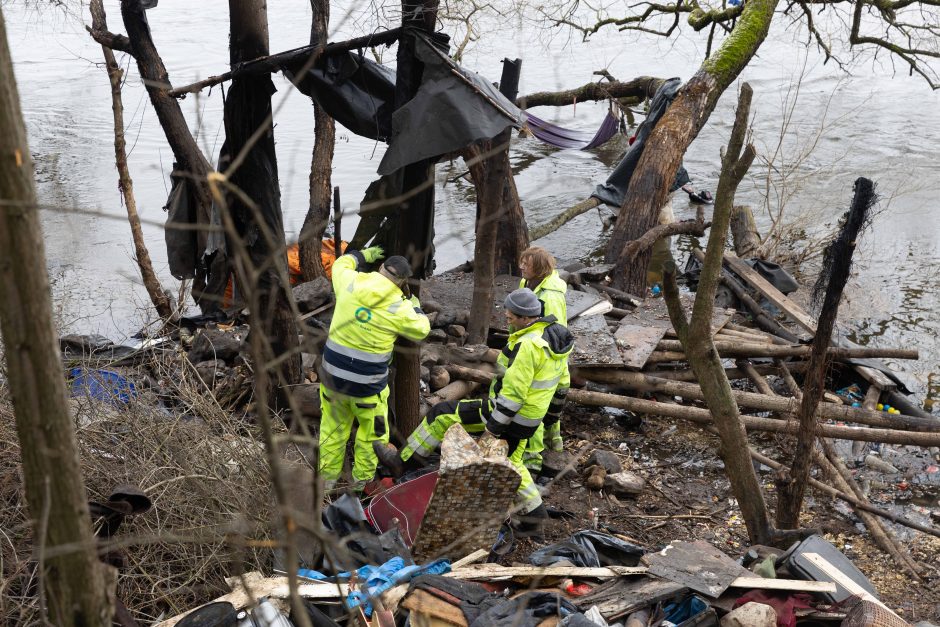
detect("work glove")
[361,246,385,263]
[478,430,508,459]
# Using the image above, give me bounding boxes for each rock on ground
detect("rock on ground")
[720,602,776,627]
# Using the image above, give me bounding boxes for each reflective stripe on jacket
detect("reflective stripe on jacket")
[321,253,430,396]
[520,270,568,327]
[486,317,573,440]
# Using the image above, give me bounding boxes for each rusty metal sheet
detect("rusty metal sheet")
[642,540,751,598]
[569,314,623,368]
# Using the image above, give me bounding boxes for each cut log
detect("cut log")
[730,205,761,257]
[654,340,917,360]
[576,370,940,432]
[566,388,940,446]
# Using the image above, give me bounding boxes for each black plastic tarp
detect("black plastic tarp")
[529,530,645,568]
[285,52,396,142]
[377,33,526,175]
[284,32,525,175]
[592,77,690,208]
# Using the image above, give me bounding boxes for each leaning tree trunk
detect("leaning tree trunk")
[223,0,302,405]
[0,9,115,624]
[298,0,335,281]
[466,60,525,342]
[662,83,775,546]
[605,0,780,294]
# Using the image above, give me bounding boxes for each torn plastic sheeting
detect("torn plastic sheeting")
[529,530,645,568]
[377,32,526,175]
[285,52,395,142]
[592,78,691,208]
[322,493,413,568]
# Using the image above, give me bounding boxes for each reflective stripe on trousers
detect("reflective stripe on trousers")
[508,438,543,514]
[317,385,390,482]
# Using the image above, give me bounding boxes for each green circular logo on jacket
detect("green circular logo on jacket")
[355,306,372,323]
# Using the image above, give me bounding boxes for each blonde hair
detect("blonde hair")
[520,246,556,282]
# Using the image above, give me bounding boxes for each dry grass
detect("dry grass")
[0,353,292,625]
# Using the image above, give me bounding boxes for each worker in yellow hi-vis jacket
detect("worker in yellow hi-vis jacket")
[318,247,430,491]
[518,246,569,474]
[375,288,573,536]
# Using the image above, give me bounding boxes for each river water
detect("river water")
[5,1,938,411]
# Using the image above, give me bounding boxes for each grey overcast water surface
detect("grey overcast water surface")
[5,1,939,409]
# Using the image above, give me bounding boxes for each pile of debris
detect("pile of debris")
[156,425,931,627]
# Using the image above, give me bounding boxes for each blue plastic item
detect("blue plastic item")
[299,556,451,616]
[68,368,137,406]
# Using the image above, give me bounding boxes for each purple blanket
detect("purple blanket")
[524,110,620,150]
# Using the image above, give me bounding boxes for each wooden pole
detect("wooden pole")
[777,177,876,530]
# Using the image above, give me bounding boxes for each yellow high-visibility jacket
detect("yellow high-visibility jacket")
[321,253,430,396]
[486,317,573,440]
[520,270,568,327]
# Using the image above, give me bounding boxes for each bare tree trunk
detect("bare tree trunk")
[0,9,115,623]
[90,0,172,320]
[298,0,335,281]
[392,0,440,436]
[223,0,302,406]
[605,0,780,294]
[661,83,774,545]
[466,131,509,343]
[775,178,876,528]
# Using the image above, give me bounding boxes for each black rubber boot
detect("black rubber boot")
[513,504,548,541]
[372,441,404,479]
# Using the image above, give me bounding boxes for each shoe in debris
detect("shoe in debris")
[513,504,549,541]
[373,441,405,478]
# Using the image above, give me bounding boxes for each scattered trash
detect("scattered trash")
[68,367,137,406]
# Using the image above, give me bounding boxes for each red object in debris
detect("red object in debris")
[565,582,592,597]
[363,477,395,497]
[365,471,439,547]
[628,135,637,145]
[898,480,909,491]
[926,465,939,473]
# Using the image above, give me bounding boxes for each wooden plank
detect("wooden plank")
[451,548,489,569]
[567,289,610,321]
[722,253,818,333]
[801,552,899,616]
[728,577,836,593]
[854,364,897,391]
[156,575,348,627]
[402,590,468,626]
[447,565,648,580]
[575,576,687,620]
